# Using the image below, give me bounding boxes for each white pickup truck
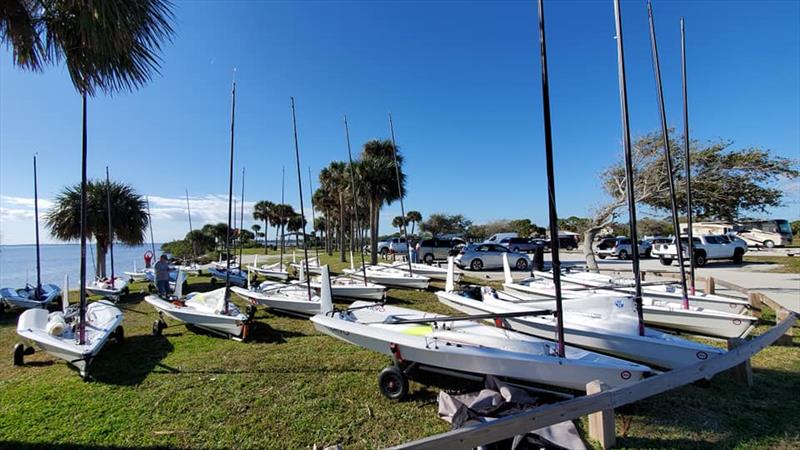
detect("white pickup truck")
[655,234,747,267]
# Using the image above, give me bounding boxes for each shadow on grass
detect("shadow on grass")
[89,334,174,386]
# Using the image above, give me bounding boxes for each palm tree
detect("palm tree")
[287,213,307,248]
[46,179,148,279]
[253,200,274,253]
[250,224,262,245]
[406,210,422,236]
[272,203,295,253]
[392,216,407,235]
[358,139,406,264]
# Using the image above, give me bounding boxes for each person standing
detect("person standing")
[154,254,171,296]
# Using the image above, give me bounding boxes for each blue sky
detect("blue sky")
[1,0,798,244]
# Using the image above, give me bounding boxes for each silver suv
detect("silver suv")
[595,237,651,260]
[415,237,466,263]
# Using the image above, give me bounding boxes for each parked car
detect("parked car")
[594,237,651,260]
[543,236,579,251]
[484,232,519,244]
[498,237,544,253]
[455,243,531,271]
[656,234,747,267]
[377,237,407,255]
[415,237,466,263]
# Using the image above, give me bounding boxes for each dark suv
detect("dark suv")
[415,237,466,263]
[499,237,543,253]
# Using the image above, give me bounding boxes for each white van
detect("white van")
[484,232,519,244]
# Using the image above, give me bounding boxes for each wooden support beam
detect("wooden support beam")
[705,276,715,295]
[586,381,615,449]
[726,338,753,387]
[775,308,795,346]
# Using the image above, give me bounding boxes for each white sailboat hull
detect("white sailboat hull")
[503,282,756,339]
[379,262,460,282]
[145,291,248,338]
[1,284,61,310]
[16,300,123,377]
[207,267,248,287]
[435,291,725,369]
[535,271,750,313]
[342,266,429,290]
[231,285,320,316]
[85,278,129,300]
[311,302,650,391]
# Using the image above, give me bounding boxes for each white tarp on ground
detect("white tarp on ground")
[437,376,587,450]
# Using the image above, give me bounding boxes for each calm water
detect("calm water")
[0,244,163,288]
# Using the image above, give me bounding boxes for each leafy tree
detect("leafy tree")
[358,140,406,264]
[508,219,537,237]
[792,220,800,239]
[46,179,147,278]
[253,200,274,253]
[583,131,799,269]
[406,210,422,235]
[637,218,672,237]
[392,216,408,235]
[186,229,216,255]
[557,216,592,236]
[420,213,472,236]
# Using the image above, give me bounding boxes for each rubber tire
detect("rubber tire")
[516,259,528,270]
[660,258,673,266]
[378,366,409,401]
[597,254,606,260]
[618,250,629,260]
[764,240,775,248]
[380,248,389,256]
[114,326,125,345]
[423,253,434,264]
[470,259,483,271]
[732,249,744,264]
[152,320,162,336]
[694,253,707,267]
[12,343,24,366]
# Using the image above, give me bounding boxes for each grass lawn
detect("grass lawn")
[744,255,800,274]
[0,252,797,449]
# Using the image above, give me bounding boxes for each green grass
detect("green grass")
[1,252,798,449]
[744,255,800,273]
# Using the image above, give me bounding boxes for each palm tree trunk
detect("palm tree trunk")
[370,197,379,265]
[339,194,345,262]
[264,220,269,254]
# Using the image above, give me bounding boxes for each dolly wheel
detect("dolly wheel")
[13,343,25,366]
[114,326,125,345]
[378,366,409,401]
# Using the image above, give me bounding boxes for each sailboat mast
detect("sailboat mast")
[535,0,565,357]
[223,75,237,314]
[32,155,42,298]
[647,1,690,308]
[233,199,238,260]
[105,166,115,283]
[146,197,157,262]
[239,168,246,266]
[387,114,413,275]
[185,188,196,261]
[681,17,696,296]
[290,97,313,301]
[344,116,369,285]
[308,166,321,261]
[280,166,285,268]
[78,93,88,345]
[613,0,645,336]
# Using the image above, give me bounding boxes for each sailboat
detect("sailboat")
[246,254,290,281]
[0,156,62,312]
[299,260,385,301]
[14,95,124,379]
[231,266,325,316]
[379,260,458,282]
[124,259,150,282]
[85,167,129,301]
[311,275,651,397]
[341,264,430,290]
[145,76,253,340]
[532,270,750,313]
[437,258,725,370]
